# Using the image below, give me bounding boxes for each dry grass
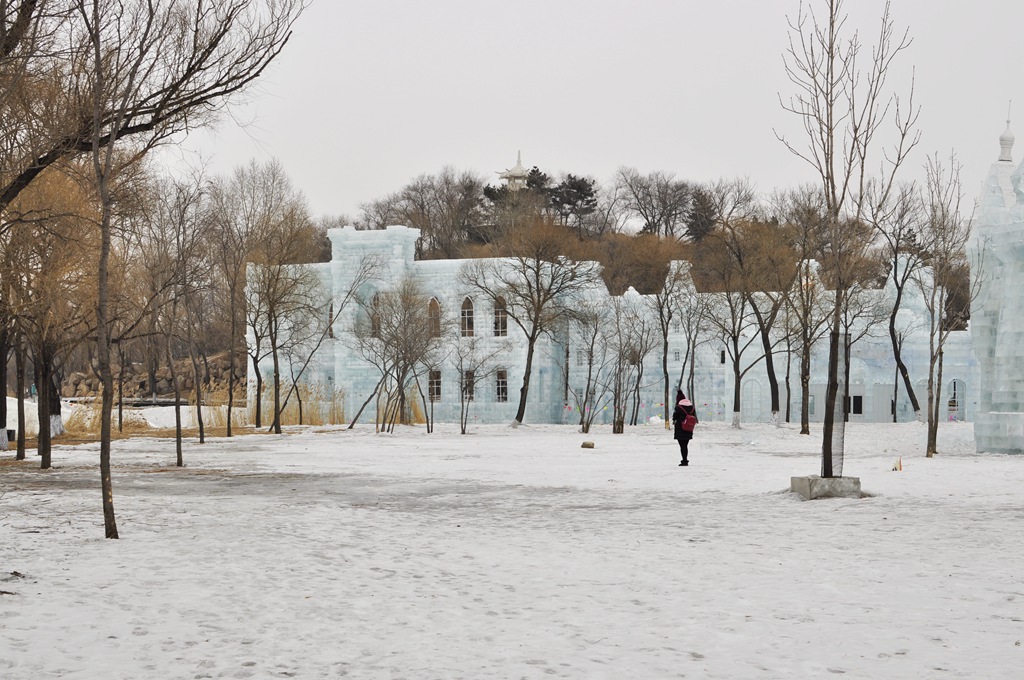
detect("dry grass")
[249,384,345,427]
[64,399,155,437]
[195,386,250,429]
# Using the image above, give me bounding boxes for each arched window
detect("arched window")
[370,293,381,338]
[428,298,441,338]
[461,297,474,337]
[429,370,442,402]
[493,296,508,337]
[496,369,508,402]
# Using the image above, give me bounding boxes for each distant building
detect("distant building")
[498,151,530,191]
[247,227,980,429]
[251,138,1024,434]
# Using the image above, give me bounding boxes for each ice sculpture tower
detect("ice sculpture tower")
[972,117,1024,453]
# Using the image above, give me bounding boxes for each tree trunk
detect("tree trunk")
[95,146,118,539]
[754,305,781,423]
[251,354,263,428]
[661,334,670,426]
[189,336,204,444]
[194,359,205,443]
[730,338,742,429]
[15,338,27,460]
[927,350,944,457]
[800,345,812,435]
[35,347,53,468]
[889,313,921,418]
[892,363,900,423]
[784,340,792,424]
[48,374,64,437]
[843,336,852,423]
[349,376,384,429]
[687,344,697,405]
[269,321,282,434]
[167,327,183,467]
[226,343,235,437]
[820,293,844,479]
[514,331,540,424]
[116,341,125,432]
[630,364,643,426]
[0,326,8,452]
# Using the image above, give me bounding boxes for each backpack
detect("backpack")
[682,413,697,432]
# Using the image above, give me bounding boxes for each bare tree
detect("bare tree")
[460,219,603,425]
[588,179,631,236]
[773,187,833,433]
[349,277,446,432]
[839,277,892,422]
[621,292,659,426]
[703,180,795,425]
[402,167,485,258]
[705,290,763,428]
[274,251,380,420]
[636,242,690,426]
[778,0,919,476]
[5,167,98,468]
[147,173,208,464]
[868,181,926,421]
[674,282,714,404]
[207,163,269,436]
[914,154,980,457]
[566,298,615,433]
[607,298,638,434]
[0,249,13,453]
[71,0,304,539]
[452,335,511,434]
[244,186,321,434]
[615,168,692,239]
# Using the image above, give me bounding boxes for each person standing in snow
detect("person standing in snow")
[672,390,698,466]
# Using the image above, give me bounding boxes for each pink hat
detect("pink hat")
[680,399,691,406]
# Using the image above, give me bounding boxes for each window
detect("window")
[809,394,815,416]
[461,298,474,337]
[496,369,508,402]
[428,298,441,338]
[429,370,441,402]
[462,370,475,402]
[843,395,863,416]
[328,302,335,339]
[576,349,586,365]
[493,297,508,337]
[370,293,381,338]
[672,320,680,333]
[673,350,681,362]
[720,350,726,364]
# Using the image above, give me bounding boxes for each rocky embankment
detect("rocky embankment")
[62,355,245,400]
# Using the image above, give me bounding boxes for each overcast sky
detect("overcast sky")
[170,0,1024,220]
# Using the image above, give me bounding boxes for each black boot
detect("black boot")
[679,460,687,466]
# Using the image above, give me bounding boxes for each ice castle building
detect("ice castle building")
[248,133,1024,445]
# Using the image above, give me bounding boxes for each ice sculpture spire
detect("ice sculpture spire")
[998,101,1013,162]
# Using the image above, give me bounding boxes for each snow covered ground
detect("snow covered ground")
[1,418,1021,679]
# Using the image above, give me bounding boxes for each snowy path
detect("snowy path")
[1,422,1021,679]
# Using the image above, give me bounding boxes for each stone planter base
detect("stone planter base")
[790,475,862,500]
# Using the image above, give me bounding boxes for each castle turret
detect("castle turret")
[972,116,1024,453]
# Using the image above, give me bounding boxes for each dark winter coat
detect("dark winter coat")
[672,402,698,441]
